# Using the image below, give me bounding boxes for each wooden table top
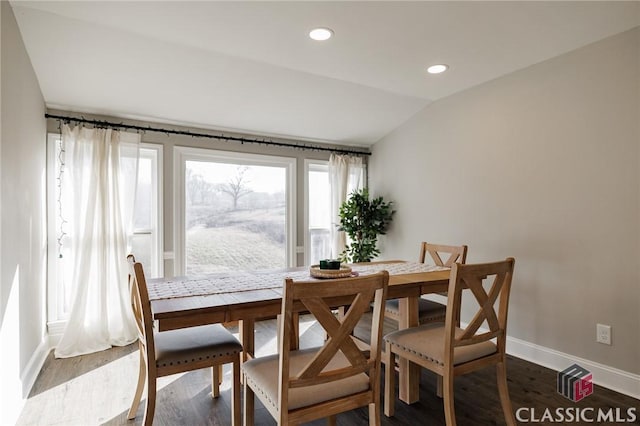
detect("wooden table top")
[150,261,451,331]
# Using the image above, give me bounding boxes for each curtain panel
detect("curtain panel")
[328,154,365,260]
[55,125,140,358]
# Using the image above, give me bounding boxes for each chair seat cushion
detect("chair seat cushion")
[384,324,497,366]
[154,324,242,368]
[242,347,370,411]
[385,298,446,323]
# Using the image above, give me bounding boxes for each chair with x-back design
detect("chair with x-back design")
[384,258,516,426]
[242,271,389,425]
[127,255,242,426]
[383,242,468,326]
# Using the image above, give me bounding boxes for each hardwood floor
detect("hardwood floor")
[18,315,639,425]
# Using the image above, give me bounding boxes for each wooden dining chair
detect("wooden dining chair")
[126,255,243,426]
[383,242,468,325]
[242,271,389,426]
[383,258,516,426]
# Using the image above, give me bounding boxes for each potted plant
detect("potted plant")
[337,188,395,263]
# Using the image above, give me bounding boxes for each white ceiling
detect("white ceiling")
[10,1,640,146]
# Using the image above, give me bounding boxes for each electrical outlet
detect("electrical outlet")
[596,324,611,345]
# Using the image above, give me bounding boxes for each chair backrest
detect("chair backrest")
[419,242,468,267]
[445,258,515,358]
[278,271,389,412]
[127,255,156,368]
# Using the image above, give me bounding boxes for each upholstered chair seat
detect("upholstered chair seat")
[242,347,370,411]
[384,325,497,367]
[154,325,242,369]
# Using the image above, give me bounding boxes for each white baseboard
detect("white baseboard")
[17,321,66,403]
[505,335,640,400]
[47,320,65,348]
[20,335,51,397]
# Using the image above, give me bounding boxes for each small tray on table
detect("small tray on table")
[310,265,353,279]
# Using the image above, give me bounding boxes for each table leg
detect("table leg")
[398,296,420,404]
[239,319,255,363]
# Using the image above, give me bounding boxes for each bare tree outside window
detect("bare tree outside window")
[220,166,253,210]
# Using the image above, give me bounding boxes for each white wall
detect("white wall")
[370,28,639,379]
[0,1,47,423]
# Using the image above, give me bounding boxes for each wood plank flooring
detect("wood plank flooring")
[17,315,639,425]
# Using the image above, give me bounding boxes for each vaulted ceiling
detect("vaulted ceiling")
[10,1,640,146]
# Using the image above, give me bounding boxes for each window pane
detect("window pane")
[309,170,330,227]
[134,156,153,229]
[310,228,331,264]
[56,240,73,317]
[308,165,332,264]
[130,233,152,272]
[131,147,160,278]
[185,161,287,274]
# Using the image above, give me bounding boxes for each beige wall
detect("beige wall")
[370,27,639,374]
[1,0,47,422]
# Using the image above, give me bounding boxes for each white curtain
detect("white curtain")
[55,124,140,358]
[329,154,365,260]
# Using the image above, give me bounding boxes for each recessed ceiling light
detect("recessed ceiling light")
[427,64,449,74]
[309,27,334,41]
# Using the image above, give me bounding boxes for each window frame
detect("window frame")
[173,146,297,275]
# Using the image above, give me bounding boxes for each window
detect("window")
[46,134,162,326]
[305,160,332,265]
[131,146,163,278]
[174,147,296,275]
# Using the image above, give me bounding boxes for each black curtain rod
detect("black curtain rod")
[45,113,371,157]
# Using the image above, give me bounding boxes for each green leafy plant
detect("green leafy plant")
[337,188,395,263]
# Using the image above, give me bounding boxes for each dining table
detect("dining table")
[147,260,450,405]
